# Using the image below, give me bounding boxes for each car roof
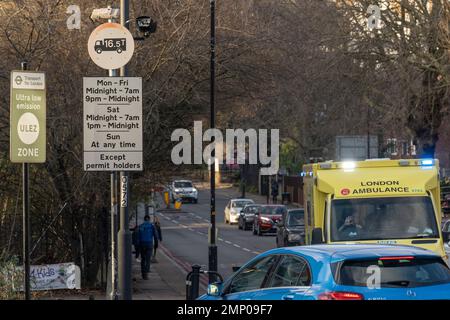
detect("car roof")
[173,180,192,182]
[287,208,304,212]
[262,244,439,263]
[231,198,254,202]
[260,204,286,207]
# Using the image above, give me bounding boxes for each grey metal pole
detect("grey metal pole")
[107,10,119,300]
[21,61,31,300]
[367,105,370,159]
[109,169,118,300]
[208,0,218,284]
[118,0,132,300]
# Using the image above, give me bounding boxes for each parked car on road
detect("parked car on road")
[442,219,450,242]
[199,244,450,300]
[224,199,255,224]
[252,205,286,236]
[169,180,198,203]
[238,204,261,230]
[276,208,305,247]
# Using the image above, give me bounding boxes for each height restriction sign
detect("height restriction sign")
[10,71,46,163]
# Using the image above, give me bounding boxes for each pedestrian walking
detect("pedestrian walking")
[138,214,159,279]
[271,179,279,204]
[132,225,140,261]
[151,215,163,263]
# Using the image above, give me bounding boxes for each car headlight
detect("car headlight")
[288,233,301,241]
[174,189,180,193]
[260,217,271,223]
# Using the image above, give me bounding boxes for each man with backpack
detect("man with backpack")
[138,214,159,279]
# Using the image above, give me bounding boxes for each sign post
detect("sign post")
[87,18,137,300]
[10,63,46,300]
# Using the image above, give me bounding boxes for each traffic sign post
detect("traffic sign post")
[10,70,46,163]
[10,63,46,300]
[83,77,143,171]
[87,15,138,299]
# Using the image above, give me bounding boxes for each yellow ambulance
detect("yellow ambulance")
[302,158,446,259]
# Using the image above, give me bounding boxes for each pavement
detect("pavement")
[132,245,185,300]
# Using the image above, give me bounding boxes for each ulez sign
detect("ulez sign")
[10,71,46,163]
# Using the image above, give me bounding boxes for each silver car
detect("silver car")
[170,180,198,203]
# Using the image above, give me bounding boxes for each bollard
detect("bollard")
[190,265,201,300]
[186,266,224,300]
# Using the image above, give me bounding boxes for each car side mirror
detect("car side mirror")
[311,228,325,244]
[207,282,223,297]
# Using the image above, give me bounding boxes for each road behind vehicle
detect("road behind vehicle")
[169,180,198,203]
[238,204,261,230]
[199,244,450,300]
[224,199,255,224]
[302,159,446,259]
[276,208,305,247]
[252,205,286,236]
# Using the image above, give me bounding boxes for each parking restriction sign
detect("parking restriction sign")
[83,77,143,171]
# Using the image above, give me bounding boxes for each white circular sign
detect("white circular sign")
[88,23,135,70]
[17,112,40,145]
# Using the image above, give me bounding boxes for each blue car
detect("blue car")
[199,244,450,300]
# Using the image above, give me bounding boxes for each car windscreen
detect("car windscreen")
[174,181,192,188]
[332,257,450,288]
[287,210,304,226]
[233,200,254,208]
[260,206,287,215]
[330,196,439,242]
[244,206,260,214]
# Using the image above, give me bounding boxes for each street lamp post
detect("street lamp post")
[208,0,218,283]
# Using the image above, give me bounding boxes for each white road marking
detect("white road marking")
[253,251,260,255]
[243,248,251,252]
[225,241,232,245]
[233,244,240,248]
